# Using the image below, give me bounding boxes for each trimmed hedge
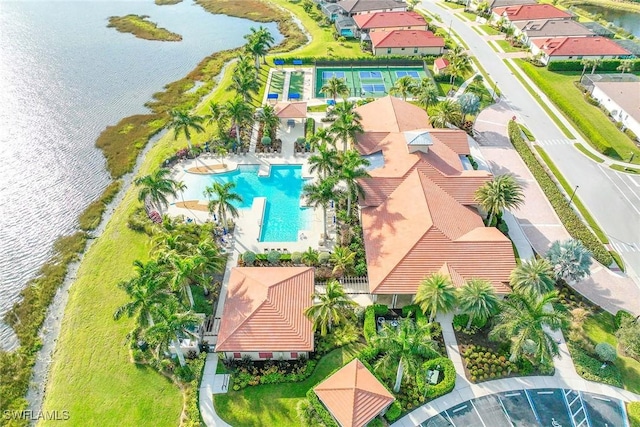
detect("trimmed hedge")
[629,401,640,427]
[507,120,613,266]
[305,117,315,142]
[547,59,640,73]
[418,357,456,399]
[615,309,634,330]
[402,304,428,324]
[363,304,389,344]
[306,389,340,427]
[569,343,623,387]
[384,401,402,422]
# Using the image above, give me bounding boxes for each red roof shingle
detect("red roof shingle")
[493,4,572,21]
[353,11,426,30]
[370,30,444,49]
[216,267,314,352]
[532,36,630,57]
[314,359,394,427]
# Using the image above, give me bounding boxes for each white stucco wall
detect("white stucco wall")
[591,86,640,138]
[373,45,443,56]
[222,351,309,360]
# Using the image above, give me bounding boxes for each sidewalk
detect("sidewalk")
[393,312,640,427]
[473,101,640,315]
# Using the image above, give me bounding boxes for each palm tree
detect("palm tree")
[308,143,339,179]
[205,100,228,140]
[134,168,179,214]
[617,59,633,74]
[510,258,555,295]
[448,55,473,89]
[168,109,205,151]
[590,58,602,74]
[113,260,171,327]
[309,127,336,152]
[337,150,370,216]
[256,104,280,140]
[414,273,457,322]
[244,26,275,69]
[580,59,594,80]
[174,180,187,205]
[389,76,417,101]
[545,239,592,283]
[373,320,439,392]
[465,74,486,101]
[458,93,481,123]
[304,279,357,336]
[474,174,524,226]
[320,77,350,102]
[490,290,569,365]
[330,246,356,277]
[301,246,320,267]
[331,113,363,152]
[193,240,226,278]
[229,71,260,102]
[429,99,463,128]
[146,300,201,367]
[204,181,243,229]
[415,78,439,109]
[304,178,337,238]
[458,279,499,330]
[166,254,196,307]
[224,96,253,148]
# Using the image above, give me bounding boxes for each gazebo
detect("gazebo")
[275,102,308,126]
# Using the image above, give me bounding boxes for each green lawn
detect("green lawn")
[479,24,500,35]
[438,1,465,9]
[515,59,640,163]
[214,345,364,427]
[456,11,477,22]
[583,312,640,393]
[495,40,523,53]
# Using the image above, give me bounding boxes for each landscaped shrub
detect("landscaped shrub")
[364,304,389,344]
[242,250,256,266]
[384,401,402,422]
[595,342,617,363]
[318,251,331,265]
[547,59,640,72]
[291,251,302,264]
[569,343,623,387]
[420,357,456,399]
[507,120,612,266]
[305,117,315,143]
[628,402,640,427]
[615,309,634,329]
[266,250,281,265]
[226,358,318,390]
[401,304,427,324]
[460,344,519,382]
[367,418,384,427]
[306,389,340,427]
[452,314,486,331]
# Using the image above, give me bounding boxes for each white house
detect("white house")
[590,81,640,140]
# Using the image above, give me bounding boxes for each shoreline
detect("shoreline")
[26,0,313,422]
[561,0,640,14]
[107,14,183,42]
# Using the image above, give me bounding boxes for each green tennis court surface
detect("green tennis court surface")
[315,66,428,98]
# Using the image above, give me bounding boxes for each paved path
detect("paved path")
[393,313,640,427]
[419,0,640,290]
[474,101,640,315]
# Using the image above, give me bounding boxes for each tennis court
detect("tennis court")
[315,66,429,98]
[420,389,629,427]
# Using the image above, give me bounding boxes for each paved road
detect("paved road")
[420,0,640,283]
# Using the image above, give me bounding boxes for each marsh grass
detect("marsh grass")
[107,15,182,42]
[78,180,122,231]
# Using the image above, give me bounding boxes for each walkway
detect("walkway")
[473,101,640,316]
[393,312,640,427]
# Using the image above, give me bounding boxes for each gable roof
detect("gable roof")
[338,0,407,14]
[493,4,572,21]
[514,19,594,38]
[489,0,536,8]
[314,359,394,427]
[593,81,640,123]
[434,58,450,70]
[216,267,314,352]
[353,11,426,29]
[370,30,444,49]
[275,102,307,119]
[532,36,631,57]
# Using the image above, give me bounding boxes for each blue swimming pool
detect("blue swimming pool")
[180,165,312,242]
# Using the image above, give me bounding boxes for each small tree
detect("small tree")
[242,250,256,266]
[545,239,592,283]
[267,250,281,265]
[595,342,617,364]
[616,316,640,359]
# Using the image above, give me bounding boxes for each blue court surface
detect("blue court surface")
[322,71,345,79]
[359,70,382,79]
[361,83,386,93]
[396,70,420,78]
[421,389,628,427]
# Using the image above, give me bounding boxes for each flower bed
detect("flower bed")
[222,357,318,390]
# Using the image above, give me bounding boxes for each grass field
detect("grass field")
[515,59,640,164]
[214,345,363,427]
[495,40,523,53]
[479,24,500,35]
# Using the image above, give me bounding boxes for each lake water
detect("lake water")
[580,4,640,37]
[0,0,281,350]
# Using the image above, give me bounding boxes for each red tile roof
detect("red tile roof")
[314,359,394,427]
[216,267,314,352]
[532,36,631,57]
[370,30,444,49]
[493,4,572,21]
[434,58,450,70]
[354,97,515,295]
[353,11,426,30]
[275,102,307,119]
[356,95,431,132]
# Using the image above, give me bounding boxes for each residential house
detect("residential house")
[513,19,594,47]
[216,267,314,361]
[433,57,450,75]
[314,359,395,427]
[369,30,445,56]
[353,11,428,37]
[322,3,345,22]
[336,0,407,17]
[354,97,515,308]
[335,16,359,38]
[531,36,632,64]
[590,80,640,139]
[466,0,536,13]
[582,21,615,38]
[491,4,572,28]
